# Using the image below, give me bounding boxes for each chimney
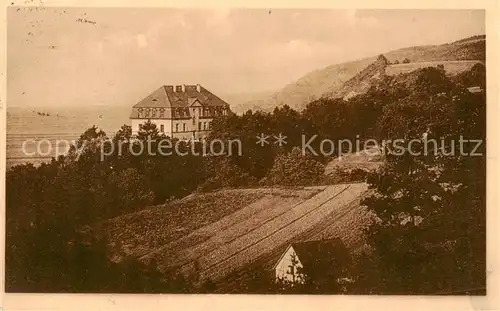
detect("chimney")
[196,84,201,92]
[182,84,186,92]
[175,85,182,92]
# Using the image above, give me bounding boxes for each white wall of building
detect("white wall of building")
[132,117,213,140]
[275,246,305,284]
[131,119,172,136]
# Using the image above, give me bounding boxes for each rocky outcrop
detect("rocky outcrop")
[330,54,389,100]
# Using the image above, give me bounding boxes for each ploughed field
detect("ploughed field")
[95,183,372,285]
[385,60,482,76]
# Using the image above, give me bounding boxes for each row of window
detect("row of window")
[172,107,227,118]
[137,107,228,119]
[138,108,165,118]
[174,123,187,132]
[138,122,211,133]
[173,121,211,132]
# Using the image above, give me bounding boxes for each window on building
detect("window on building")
[176,123,179,132]
[198,122,202,131]
[145,109,150,118]
[160,124,164,132]
[183,123,186,132]
[160,109,164,118]
[139,124,143,131]
[203,122,206,130]
[152,109,157,117]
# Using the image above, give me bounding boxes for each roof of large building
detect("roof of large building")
[132,85,230,109]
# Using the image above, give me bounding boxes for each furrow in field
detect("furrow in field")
[159,195,305,269]
[142,195,291,261]
[199,183,368,281]
[196,184,349,271]
[213,184,370,292]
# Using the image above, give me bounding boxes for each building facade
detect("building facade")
[274,245,306,284]
[130,84,231,140]
[273,238,350,286]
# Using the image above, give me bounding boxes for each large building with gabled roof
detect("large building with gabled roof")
[130,84,231,140]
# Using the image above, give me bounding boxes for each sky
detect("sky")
[7,8,485,107]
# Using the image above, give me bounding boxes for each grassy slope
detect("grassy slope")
[233,35,485,113]
[385,60,482,76]
[198,183,368,282]
[93,183,372,288]
[95,187,323,259]
[215,189,374,293]
[92,190,267,258]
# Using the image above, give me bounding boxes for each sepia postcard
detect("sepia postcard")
[0,1,499,311]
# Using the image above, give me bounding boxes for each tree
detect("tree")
[402,58,411,63]
[136,119,162,141]
[198,157,255,192]
[454,62,486,89]
[302,98,351,146]
[360,77,486,294]
[107,168,155,213]
[268,147,324,186]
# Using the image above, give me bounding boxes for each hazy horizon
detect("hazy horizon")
[8,8,485,107]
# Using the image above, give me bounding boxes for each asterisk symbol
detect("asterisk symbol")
[274,133,287,146]
[256,133,270,147]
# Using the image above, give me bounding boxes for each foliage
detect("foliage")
[359,71,486,294]
[453,62,486,89]
[197,157,256,192]
[267,147,324,186]
[6,63,485,293]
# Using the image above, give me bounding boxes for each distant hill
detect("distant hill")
[331,59,484,100]
[220,91,275,115]
[234,35,485,113]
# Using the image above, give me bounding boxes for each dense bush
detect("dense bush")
[267,147,324,186]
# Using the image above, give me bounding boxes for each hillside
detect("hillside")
[92,183,372,287]
[232,35,485,113]
[385,60,481,76]
[330,54,389,100]
[331,59,484,100]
